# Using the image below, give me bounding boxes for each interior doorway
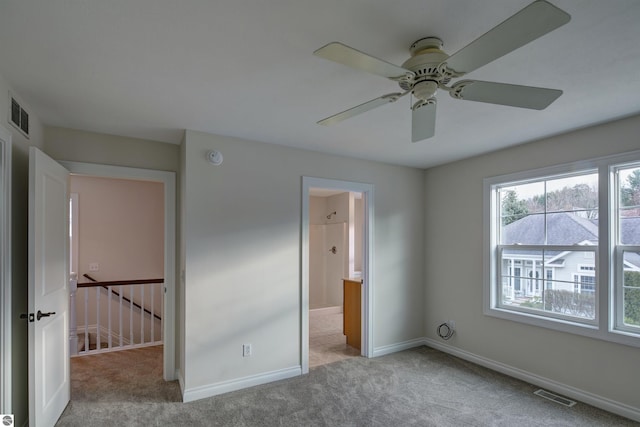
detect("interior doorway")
[301,177,374,373]
[61,161,176,382]
[69,175,164,355]
[308,190,363,367]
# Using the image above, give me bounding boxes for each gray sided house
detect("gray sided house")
[501,213,640,301]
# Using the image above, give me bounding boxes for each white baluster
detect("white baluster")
[150,283,155,342]
[129,287,134,345]
[69,273,78,355]
[107,286,112,349]
[83,286,89,353]
[119,286,123,347]
[140,285,145,344]
[96,286,101,351]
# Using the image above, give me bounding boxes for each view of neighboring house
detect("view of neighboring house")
[500,212,640,319]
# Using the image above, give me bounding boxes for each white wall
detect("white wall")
[70,175,164,282]
[424,114,640,415]
[0,73,45,426]
[181,130,425,397]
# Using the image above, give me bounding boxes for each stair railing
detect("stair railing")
[70,274,164,355]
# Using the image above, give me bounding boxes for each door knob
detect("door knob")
[36,310,56,321]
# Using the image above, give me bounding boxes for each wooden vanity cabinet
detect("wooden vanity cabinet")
[343,278,362,350]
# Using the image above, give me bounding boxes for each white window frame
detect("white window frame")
[484,150,640,348]
[612,160,640,336]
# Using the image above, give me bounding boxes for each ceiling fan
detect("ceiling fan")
[313,0,571,142]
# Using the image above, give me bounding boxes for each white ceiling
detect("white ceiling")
[1,0,639,169]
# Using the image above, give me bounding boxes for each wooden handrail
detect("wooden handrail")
[80,274,162,321]
[77,277,164,288]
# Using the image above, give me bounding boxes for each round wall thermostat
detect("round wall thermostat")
[207,150,223,165]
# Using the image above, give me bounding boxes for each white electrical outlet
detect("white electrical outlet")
[89,262,99,272]
[242,344,252,357]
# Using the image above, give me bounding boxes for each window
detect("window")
[484,152,640,347]
[614,163,640,333]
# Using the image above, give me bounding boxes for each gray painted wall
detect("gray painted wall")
[181,130,425,394]
[424,114,640,412]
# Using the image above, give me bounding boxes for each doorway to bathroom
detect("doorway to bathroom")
[301,177,373,373]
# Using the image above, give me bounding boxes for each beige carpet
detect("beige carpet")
[56,345,637,426]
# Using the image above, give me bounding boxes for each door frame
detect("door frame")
[0,125,11,414]
[301,177,374,374]
[60,161,177,381]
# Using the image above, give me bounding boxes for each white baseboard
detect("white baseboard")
[423,337,640,423]
[309,306,342,317]
[372,337,425,358]
[182,366,301,403]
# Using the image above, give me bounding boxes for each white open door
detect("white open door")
[28,147,70,427]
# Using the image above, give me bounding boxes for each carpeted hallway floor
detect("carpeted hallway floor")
[56,344,637,426]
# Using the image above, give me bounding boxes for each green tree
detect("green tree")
[528,184,598,218]
[621,169,640,209]
[501,190,529,226]
[624,271,640,326]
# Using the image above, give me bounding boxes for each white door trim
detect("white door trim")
[59,161,177,381]
[0,125,11,414]
[301,176,374,374]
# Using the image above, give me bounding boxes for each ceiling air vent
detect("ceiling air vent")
[9,94,30,138]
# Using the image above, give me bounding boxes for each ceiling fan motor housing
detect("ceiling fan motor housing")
[400,37,451,97]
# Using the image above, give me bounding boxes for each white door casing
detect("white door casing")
[28,147,70,427]
[301,176,374,374]
[59,160,176,381]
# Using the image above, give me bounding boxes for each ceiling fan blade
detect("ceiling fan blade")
[314,42,412,80]
[412,100,437,142]
[443,0,570,75]
[318,93,405,125]
[451,80,562,109]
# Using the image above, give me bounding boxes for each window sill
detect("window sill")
[485,306,640,349]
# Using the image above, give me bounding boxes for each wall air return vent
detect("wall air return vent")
[9,93,30,138]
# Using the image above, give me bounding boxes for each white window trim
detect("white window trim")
[483,150,640,348]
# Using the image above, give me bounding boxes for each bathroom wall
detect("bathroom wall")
[354,196,363,273]
[309,193,349,309]
[309,223,347,309]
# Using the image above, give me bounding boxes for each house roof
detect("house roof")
[501,212,598,246]
[502,213,640,269]
[621,217,640,245]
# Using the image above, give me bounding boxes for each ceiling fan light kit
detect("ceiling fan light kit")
[313,0,571,143]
